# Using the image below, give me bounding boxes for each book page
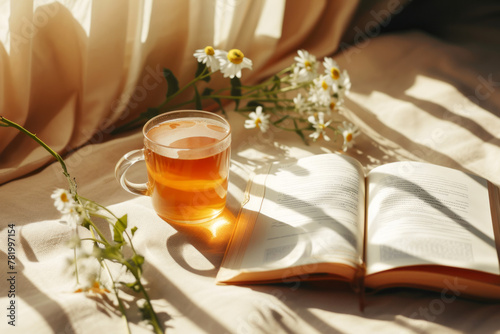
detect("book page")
[366,161,500,276]
[237,154,365,275]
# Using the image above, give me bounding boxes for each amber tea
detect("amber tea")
[145,118,230,222]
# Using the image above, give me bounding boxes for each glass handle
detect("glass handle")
[115,149,149,196]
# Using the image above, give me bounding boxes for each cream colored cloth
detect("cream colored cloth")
[1,1,500,333]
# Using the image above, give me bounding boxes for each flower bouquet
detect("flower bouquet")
[114,47,360,151]
[0,116,163,333]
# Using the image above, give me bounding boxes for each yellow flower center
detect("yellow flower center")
[90,281,110,294]
[321,80,328,91]
[204,46,215,56]
[60,192,69,202]
[304,60,312,71]
[227,49,244,64]
[74,281,110,294]
[331,67,340,80]
[255,118,262,127]
[329,101,336,110]
[345,132,353,142]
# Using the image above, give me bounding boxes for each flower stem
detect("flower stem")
[0,116,77,195]
[1,115,163,333]
[111,68,214,135]
[157,67,212,109]
[102,261,132,334]
[73,247,80,285]
[85,219,111,247]
[79,237,108,245]
[123,261,163,334]
[82,199,138,254]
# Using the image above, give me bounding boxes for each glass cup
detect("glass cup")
[115,110,231,224]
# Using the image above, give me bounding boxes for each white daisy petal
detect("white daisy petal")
[308,112,331,141]
[293,49,318,82]
[245,106,270,132]
[338,121,360,152]
[51,189,76,212]
[193,46,222,71]
[219,49,253,79]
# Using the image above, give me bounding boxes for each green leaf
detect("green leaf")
[132,254,145,267]
[230,77,242,109]
[163,69,179,98]
[113,215,128,244]
[101,245,124,262]
[246,100,262,109]
[230,77,242,96]
[201,88,225,113]
[125,254,144,278]
[270,75,281,94]
[124,281,141,292]
[125,257,142,277]
[195,62,210,82]
[140,107,159,120]
[139,301,154,320]
[202,87,213,96]
[293,119,309,146]
[213,97,225,114]
[131,226,138,236]
[81,218,91,230]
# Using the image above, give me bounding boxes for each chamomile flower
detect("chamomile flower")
[293,93,308,114]
[245,106,270,132]
[67,247,104,292]
[339,70,351,89]
[290,66,302,86]
[337,70,351,97]
[219,49,253,78]
[193,46,223,71]
[323,57,342,82]
[308,112,332,141]
[51,188,84,228]
[60,208,84,228]
[74,280,110,295]
[294,49,318,82]
[51,189,76,212]
[322,57,351,104]
[338,121,360,152]
[328,98,341,114]
[308,75,332,107]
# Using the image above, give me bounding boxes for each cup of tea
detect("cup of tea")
[115,110,231,224]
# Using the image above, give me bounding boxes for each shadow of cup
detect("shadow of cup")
[165,208,237,277]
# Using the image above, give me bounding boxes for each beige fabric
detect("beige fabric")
[1,1,500,333]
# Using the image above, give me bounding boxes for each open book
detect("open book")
[216,154,500,300]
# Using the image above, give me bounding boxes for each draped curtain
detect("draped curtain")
[0,0,358,184]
